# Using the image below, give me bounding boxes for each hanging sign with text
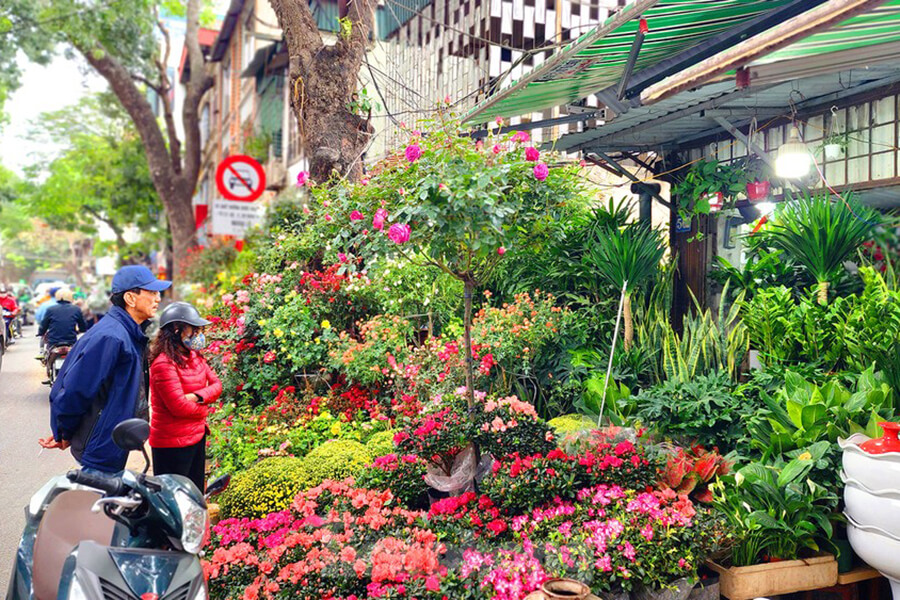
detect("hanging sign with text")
[211,199,265,237]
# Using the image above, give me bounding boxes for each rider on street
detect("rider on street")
[0,283,20,344]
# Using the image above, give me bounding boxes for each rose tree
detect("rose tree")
[311,114,584,408]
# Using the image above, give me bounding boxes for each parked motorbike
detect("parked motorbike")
[6,418,229,600]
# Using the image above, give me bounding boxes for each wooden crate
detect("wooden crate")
[707,554,838,600]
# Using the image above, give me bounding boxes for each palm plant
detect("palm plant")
[584,221,666,350]
[761,193,878,304]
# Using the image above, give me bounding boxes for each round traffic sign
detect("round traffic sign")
[215,155,267,202]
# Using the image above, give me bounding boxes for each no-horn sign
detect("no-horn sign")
[215,155,266,202]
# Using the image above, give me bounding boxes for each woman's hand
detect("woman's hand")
[185,393,201,403]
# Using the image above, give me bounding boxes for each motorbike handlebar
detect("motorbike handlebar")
[66,469,126,497]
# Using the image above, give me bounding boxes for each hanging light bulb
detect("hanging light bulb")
[775,125,812,179]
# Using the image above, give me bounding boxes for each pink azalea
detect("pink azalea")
[513,131,530,143]
[296,171,309,186]
[533,162,549,181]
[405,144,422,162]
[361,178,370,186]
[498,246,506,255]
[338,252,348,263]
[373,208,388,231]
[350,210,364,221]
[525,147,540,162]
[388,223,411,244]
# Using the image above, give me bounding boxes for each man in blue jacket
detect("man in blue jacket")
[39,265,171,474]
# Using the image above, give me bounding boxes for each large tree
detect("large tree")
[269,0,375,183]
[1,0,214,276]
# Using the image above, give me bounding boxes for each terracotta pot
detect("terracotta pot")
[860,422,900,454]
[746,180,770,201]
[541,578,591,600]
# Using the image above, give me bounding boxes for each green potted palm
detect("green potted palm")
[583,222,666,351]
[760,193,878,304]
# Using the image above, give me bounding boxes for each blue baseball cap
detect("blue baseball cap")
[111,265,172,294]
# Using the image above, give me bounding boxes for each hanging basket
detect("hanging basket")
[706,191,725,213]
[824,143,844,161]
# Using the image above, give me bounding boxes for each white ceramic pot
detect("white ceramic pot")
[843,476,900,535]
[839,434,900,491]
[846,515,900,599]
[824,143,844,161]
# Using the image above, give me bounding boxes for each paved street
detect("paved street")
[0,327,72,587]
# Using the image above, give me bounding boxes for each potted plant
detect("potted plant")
[673,159,748,217]
[820,132,849,161]
[708,452,840,600]
[740,156,770,201]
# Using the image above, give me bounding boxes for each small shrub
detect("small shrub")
[299,439,372,489]
[366,429,397,457]
[547,414,592,436]
[355,453,429,509]
[218,457,306,519]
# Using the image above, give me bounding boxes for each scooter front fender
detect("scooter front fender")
[58,541,205,600]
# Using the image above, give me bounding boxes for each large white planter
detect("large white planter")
[845,516,900,599]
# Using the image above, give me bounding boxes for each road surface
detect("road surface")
[0,326,72,587]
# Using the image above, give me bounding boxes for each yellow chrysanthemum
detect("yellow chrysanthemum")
[321,320,331,329]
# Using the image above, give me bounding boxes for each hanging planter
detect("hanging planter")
[824,143,844,160]
[746,180,770,201]
[706,191,724,213]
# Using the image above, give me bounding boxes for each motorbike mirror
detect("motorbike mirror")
[205,474,231,499]
[112,418,150,451]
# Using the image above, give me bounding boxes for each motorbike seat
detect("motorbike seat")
[32,490,116,600]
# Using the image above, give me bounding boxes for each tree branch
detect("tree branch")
[131,74,163,95]
[82,204,128,249]
[155,17,182,175]
[269,0,324,66]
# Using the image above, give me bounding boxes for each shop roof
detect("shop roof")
[463,0,811,124]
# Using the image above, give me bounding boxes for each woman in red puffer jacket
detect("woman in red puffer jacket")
[148,302,221,493]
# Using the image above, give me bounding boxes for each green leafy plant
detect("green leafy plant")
[583,222,666,350]
[672,159,749,217]
[218,457,307,519]
[712,443,840,566]
[760,193,879,304]
[298,439,372,489]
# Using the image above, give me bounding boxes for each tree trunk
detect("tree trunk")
[817,280,829,305]
[463,279,476,409]
[270,0,375,183]
[623,292,634,351]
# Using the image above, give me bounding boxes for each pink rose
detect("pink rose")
[405,144,422,162]
[533,162,549,181]
[444,95,451,104]
[388,223,411,244]
[350,210,364,221]
[495,116,503,126]
[302,206,310,214]
[498,246,506,255]
[338,252,348,263]
[361,178,369,186]
[296,171,309,186]
[492,144,502,155]
[324,214,332,222]
[263,351,276,364]
[525,147,540,162]
[513,131,530,143]
[373,208,388,231]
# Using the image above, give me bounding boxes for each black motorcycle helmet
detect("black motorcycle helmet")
[158,302,211,329]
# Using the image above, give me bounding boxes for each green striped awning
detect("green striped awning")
[464,0,794,124]
[756,0,900,63]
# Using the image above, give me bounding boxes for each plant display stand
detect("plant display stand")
[707,554,838,600]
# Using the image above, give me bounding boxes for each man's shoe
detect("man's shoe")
[41,379,52,385]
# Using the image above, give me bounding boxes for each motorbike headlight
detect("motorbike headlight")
[174,489,208,554]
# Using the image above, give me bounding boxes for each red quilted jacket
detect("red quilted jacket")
[149,350,222,448]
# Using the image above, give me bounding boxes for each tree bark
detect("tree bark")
[818,280,829,305]
[69,0,213,281]
[623,292,634,351]
[463,278,475,409]
[270,0,375,183]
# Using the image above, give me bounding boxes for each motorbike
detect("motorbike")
[2,309,20,346]
[6,418,230,600]
[43,344,70,385]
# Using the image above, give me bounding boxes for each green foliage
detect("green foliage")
[180,238,239,283]
[843,267,900,392]
[365,430,397,458]
[712,442,840,566]
[628,372,746,451]
[583,221,666,296]
[672,159,749,218]
[547,414,592,435]
[298,440,372,489]
[263,293,338,372]
[218,457,307,519]
[0,0,54,118]
[760,193,878,302]
[355,453,429,509]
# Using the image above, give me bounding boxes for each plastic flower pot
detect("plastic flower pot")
[746,181,770,201]
[706,192,724,213]
[824,143,844,160]
[541,578,591,600]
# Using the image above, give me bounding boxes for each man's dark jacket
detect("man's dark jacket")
[50,305,149,472]
[38,300,87,347]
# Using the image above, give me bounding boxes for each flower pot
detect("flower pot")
[824,143,844,160]
[860,422,900,454]
[541,578,591,600]
[706,554,837,600]
[746,180,770,201]
[426,487,450,506]
[633,578,694,600]
[705,192,724,213]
